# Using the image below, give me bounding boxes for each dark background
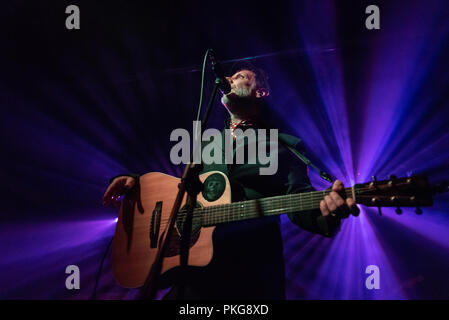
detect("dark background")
[1,0,449,299]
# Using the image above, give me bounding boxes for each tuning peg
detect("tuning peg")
[391,197,401,214]
[388,175,397,187]
[369,176,378,189]
[370,197,382,216]
[377,207,383,216]
[415,207,423,215]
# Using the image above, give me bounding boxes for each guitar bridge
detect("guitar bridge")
[149,201,162,248]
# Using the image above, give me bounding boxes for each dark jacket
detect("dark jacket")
[162,124,340,300]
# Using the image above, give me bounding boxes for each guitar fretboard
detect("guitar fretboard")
[197,188,355,227]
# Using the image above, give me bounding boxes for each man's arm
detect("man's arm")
[281,136,357,237]
[285,164,342,237]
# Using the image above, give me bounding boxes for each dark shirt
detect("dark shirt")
[160,121,340,299]
[111,121,341,299]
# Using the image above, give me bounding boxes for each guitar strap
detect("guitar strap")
[278,135,335,183]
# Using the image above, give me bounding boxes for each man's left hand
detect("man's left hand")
[319,180,360,218]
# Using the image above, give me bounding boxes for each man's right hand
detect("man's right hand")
[102,176,136,207]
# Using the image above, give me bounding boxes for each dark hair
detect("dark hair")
[229,61,271,94]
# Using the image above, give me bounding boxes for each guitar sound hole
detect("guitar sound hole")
[164,203,203,258]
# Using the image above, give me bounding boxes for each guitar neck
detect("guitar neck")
[200,187,356,227]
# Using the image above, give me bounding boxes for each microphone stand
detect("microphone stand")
[138,77,223,300]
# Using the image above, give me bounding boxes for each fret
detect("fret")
[200,187,355,227]
[288,193,293,214]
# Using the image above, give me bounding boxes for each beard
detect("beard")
[221,84,256,113]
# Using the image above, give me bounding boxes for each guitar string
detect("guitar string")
[151,185,394,227]
[151,188,350,224]
[149,188,367,228]
[139,182,415,227]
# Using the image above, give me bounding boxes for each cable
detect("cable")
[193,49,212,143]
[90,235,114,300]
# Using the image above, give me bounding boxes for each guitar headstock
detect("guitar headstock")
[354,175,433,214]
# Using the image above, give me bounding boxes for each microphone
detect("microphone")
[209,50,231,95]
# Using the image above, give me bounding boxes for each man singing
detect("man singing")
[103,64,359,299]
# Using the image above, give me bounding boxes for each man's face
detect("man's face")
[226,69,257,97]
[221,69,258,108]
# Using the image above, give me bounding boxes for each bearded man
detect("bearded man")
[103,65,358,299]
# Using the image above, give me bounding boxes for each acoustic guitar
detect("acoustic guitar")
[112,171,438,288]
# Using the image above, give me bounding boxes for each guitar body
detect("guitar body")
[111,170,437,289]
[112,171,231,288]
